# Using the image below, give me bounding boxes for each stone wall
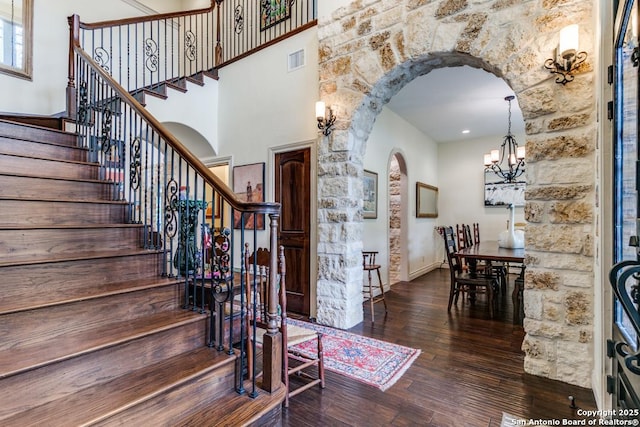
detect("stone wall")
[389,157,401,284]
[316,0,596,388]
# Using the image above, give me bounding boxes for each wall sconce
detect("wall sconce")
[544,24,588,85]
[315,101,336,136]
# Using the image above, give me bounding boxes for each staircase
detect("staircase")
[0,119,284,426]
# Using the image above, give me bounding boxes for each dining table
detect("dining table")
[454,240,525,320]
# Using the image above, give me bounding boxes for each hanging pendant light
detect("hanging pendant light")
[483,95,525,183]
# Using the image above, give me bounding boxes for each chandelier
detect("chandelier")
[483,95,525,183]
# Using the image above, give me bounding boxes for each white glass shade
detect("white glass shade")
[315,101,325,120]
[517,146,526,159]
[483,153,492,166]
[490,150,500,163]
[559,24,579,59]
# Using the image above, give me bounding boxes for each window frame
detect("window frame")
[0,0,32,80]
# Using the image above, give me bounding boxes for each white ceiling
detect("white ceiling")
[386,65,525,143]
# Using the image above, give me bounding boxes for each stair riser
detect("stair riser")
[0,227,143,260]
[0,200,126,226]
[94,359,236,427]
[0,319,207,421]
[0,136,87,162]
[1,283,184,351]
[0,252,165,313]
[0,154,98,180]
[0,120,77,146]
[0,175,114,201]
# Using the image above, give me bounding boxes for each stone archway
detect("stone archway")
[388,151,408,284]
[316,0,596,388]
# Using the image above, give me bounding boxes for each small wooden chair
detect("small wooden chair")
[246,246,325,407]
[362,251,387,322]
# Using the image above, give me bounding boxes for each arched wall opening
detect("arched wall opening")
[388,151,408,284]
[315,0,596,389]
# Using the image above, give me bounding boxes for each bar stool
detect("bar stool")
[362,251,387,322]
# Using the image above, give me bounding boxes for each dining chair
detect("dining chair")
[472,223,481,245]
[456,224,469,249]
[245,246,325,407]
[362,251,388,322]
[456,224,472,272]
[442,226,498,315]
[471,222,506,294]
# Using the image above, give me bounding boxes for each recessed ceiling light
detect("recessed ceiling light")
[462,130,470,134]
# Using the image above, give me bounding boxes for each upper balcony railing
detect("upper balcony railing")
[66,0,317,108]
[217,0,317,68]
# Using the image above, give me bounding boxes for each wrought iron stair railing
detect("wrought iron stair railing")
[65,0,317,112]
[69,41,282,397]
[609,260,640,375]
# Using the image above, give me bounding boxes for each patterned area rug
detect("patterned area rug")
[287,318,421,391]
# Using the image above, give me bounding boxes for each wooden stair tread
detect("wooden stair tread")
[3,347,234,427]
[0,310,206,379]
[0,223,142,230]
[179,382,287,426]
[0,248,162,268]
[0,276,182,315]
[0,151,98,167]
[0,171,108,185]
[0,195,127,205]
[0,119,77,145]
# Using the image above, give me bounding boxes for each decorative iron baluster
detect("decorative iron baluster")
[99,107,113,154]
[94,47,110,72]
[234,5,244,34]
[185,30,197,61]
[144,38,159,72]
[165,178,179,240]
[130,137,141,191]
[78,81,89,125]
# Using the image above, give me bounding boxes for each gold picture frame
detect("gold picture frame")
[416,182,438,218]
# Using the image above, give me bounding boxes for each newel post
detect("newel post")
[261,212,282,393]
[66,14,80,119]
[214,0,223,67]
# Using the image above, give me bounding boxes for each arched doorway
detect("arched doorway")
[388,151,408,284]
[315,0,597,389]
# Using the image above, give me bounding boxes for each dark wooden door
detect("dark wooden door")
[274,148,311,316]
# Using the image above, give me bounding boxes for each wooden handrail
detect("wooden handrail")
[76,1,216,30]
[73,45,280,215]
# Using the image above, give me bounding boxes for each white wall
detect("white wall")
[216,28,319,194]
[215,27,319,263]
[363,107,439,285]
[437,134,526,247]
[0,0,181,115]
[144,77,219,156]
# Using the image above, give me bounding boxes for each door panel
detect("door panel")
[275,148,311,315]
[610,0,640,414]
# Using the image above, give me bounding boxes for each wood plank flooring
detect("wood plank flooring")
[283,268,597,427]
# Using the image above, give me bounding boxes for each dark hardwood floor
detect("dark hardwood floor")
[282,268,597,426]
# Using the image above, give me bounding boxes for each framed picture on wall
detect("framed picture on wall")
[260,0,291,31]
[416,182,438,218]
[484,170,525,207]
[363,169,378,219]
[233,162,265,229]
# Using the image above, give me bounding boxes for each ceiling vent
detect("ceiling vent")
[288,49,305,72]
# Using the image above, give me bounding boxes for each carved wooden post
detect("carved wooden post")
[214,0,223,67]
[261,213,282,392]
[66,14,80,119]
